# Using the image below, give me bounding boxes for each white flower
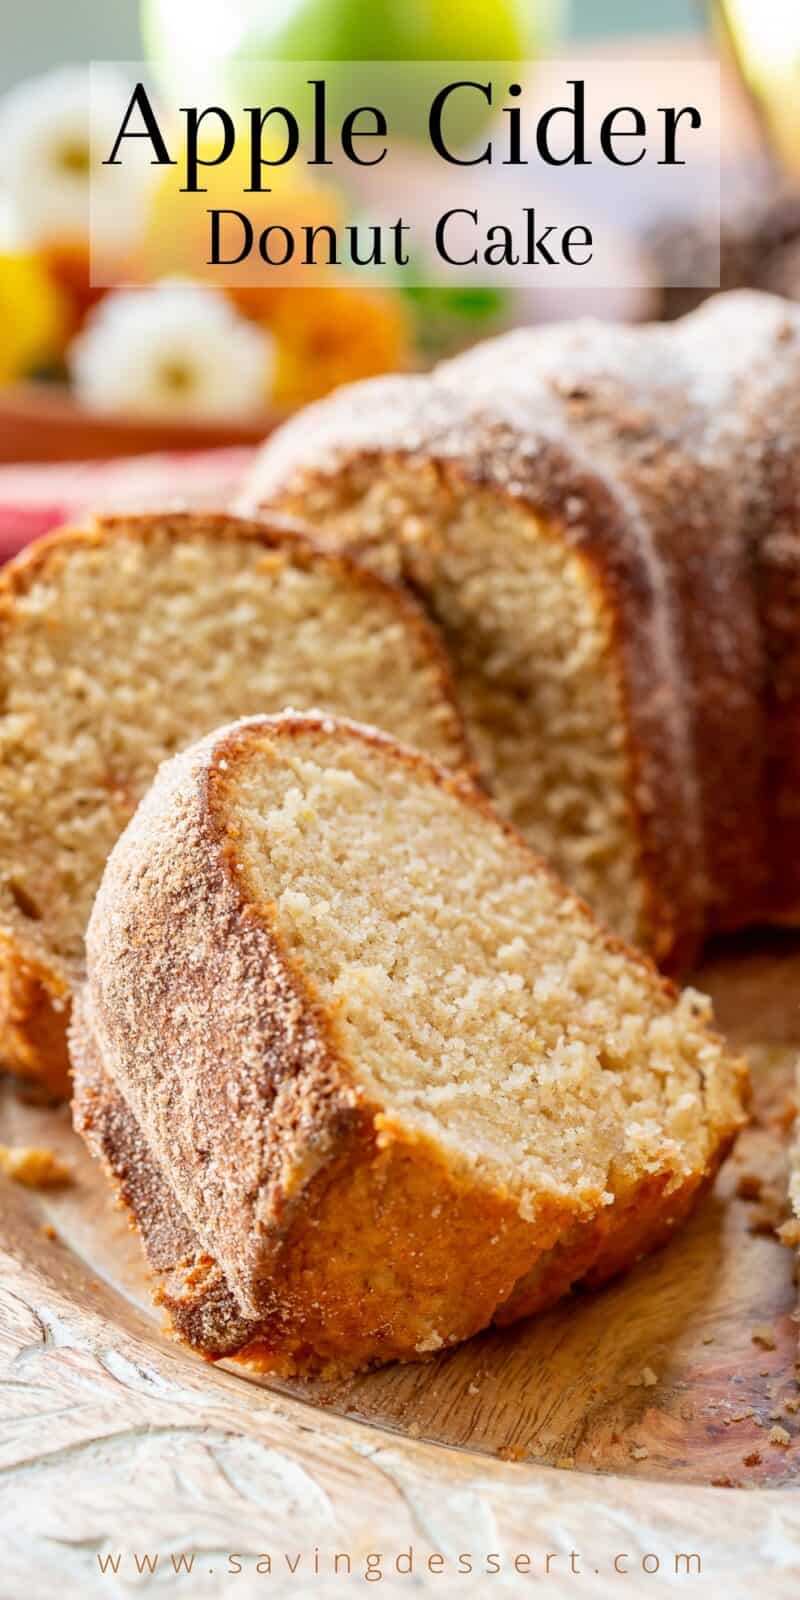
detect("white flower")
[69,280,273,420]
[0,66,155,255]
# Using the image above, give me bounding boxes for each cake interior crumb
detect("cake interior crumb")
[227,722,742,1215]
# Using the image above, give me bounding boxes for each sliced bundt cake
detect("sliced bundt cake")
[243,289,800,969]
[0,513,470,1095]
[72,712,747,1375]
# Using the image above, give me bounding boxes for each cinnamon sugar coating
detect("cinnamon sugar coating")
[244,289,800,967]
[71,713,746,1374]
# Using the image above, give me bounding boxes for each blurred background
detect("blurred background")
[0,1,705,88]
[0,0,797,490]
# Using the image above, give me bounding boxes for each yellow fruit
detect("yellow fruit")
[141,131,342,291]
[0,251,66,381]
[269,284,412,408]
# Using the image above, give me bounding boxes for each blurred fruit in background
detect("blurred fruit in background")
[143,0,566,144]
[0,1,554,426]
[269,283,412,405]
[0,249,66,381]
[0,66,156,351]
[715,0,800,175]
[141,134,343,295]
[141,138,423,401]
[138,0,536,387]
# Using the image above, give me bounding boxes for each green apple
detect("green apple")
[231,0,530,65]
[142,0,565,145]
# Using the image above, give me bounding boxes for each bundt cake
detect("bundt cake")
[71,712,746,1375]
[0,512,469,1096]
[243,289,800,970]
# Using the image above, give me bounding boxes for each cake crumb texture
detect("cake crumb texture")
[245,289,800,967]
[0,512,470,1091]
[72,712,747,1375]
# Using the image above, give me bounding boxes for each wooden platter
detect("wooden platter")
[2,932,800,1594]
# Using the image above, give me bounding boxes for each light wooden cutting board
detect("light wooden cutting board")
[2,932,800,1596]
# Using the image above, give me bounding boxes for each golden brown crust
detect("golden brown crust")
[71,714,578,1368]
[245,427,706,969]
[71,712,746,1374]
[495,1159,733,1327]
[0,511,473,1094]
[75,1016,579,1372]
[75,1019,739,1373]
[248,445,705,968]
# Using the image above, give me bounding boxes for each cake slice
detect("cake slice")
[0,513,469,1096]
[72,712,747,1376]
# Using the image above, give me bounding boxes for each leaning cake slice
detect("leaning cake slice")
[72,712,747,1375]
[0,513,469,1095]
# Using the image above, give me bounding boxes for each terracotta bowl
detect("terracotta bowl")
[0,381,282,464]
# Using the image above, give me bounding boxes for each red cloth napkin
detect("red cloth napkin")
[0,448,257,563]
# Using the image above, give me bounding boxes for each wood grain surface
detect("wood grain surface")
[1,932,800,1595]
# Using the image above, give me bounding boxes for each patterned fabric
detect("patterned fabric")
[0,448,256,562]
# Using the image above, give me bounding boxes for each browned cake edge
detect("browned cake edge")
[242,413,706,971]
[71,711,747,1376]
[71,1000,740,1376]
[241,292,800,964]
[0,511,473,1094]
